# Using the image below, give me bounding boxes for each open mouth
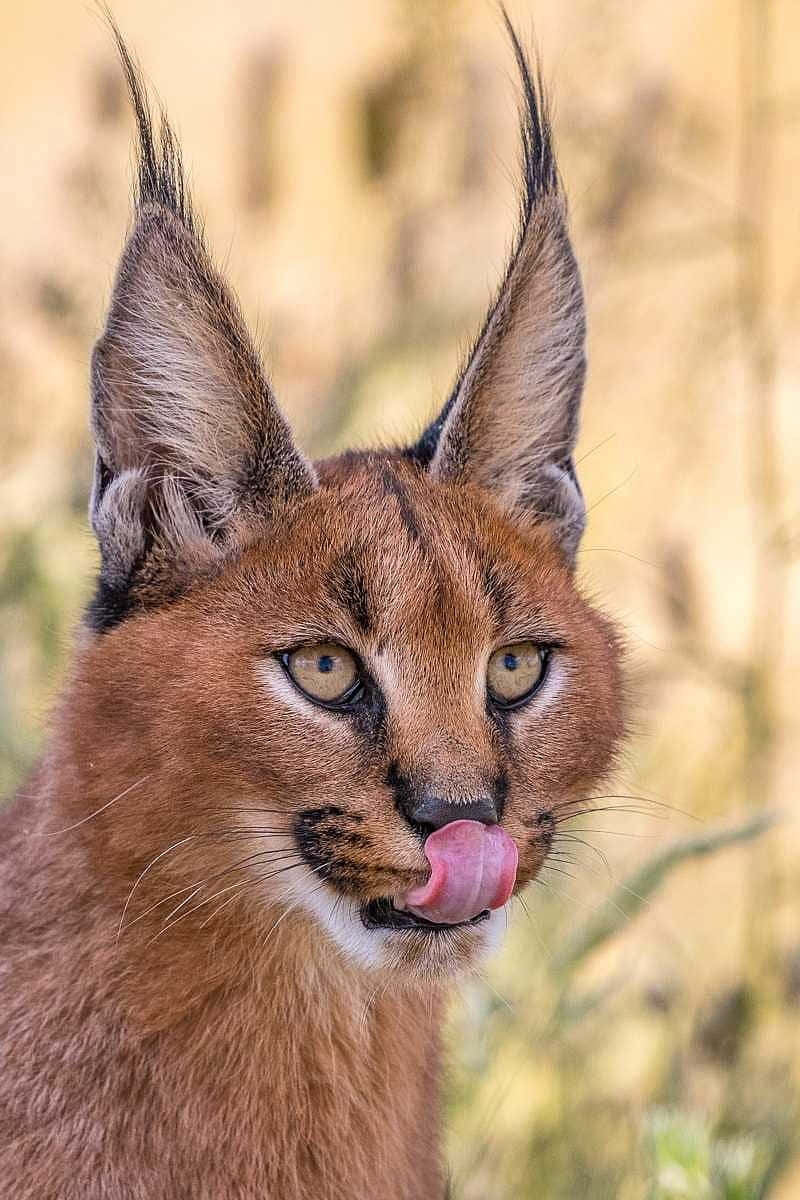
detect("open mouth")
[360,897,490,933]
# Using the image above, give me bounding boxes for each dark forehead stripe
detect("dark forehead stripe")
[378,463,424,545]
[480,552,516,627]
[327,550,372,633]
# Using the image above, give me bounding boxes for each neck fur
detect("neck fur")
[1,716,446,1199]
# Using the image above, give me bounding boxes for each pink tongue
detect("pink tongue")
[403,820,518,926]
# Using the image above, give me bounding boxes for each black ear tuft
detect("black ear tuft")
[407,10,587,563]
[504,8,558,224]
[107,19,195,236]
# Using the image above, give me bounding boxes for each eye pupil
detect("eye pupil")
[318,655,334,674]
[503,653,518,672]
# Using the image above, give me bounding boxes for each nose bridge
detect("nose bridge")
[392,726,504,830]
[394,635,489,772]
[385,615,496,791]
[390,697,504,831]
[380,569,501,824]
[411,725,492,801]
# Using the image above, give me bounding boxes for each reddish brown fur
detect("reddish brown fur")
[0,20,625,1200]
[0,464,622,1198]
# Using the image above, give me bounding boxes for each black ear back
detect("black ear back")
[408,13,587,562]
[88,28,316,631]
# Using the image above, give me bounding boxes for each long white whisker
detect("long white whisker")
[118,843,295,938]
[52,776,150,835]
[198,888,247,929]
[148,885,204,943]
[147,860,306,949]
[116,834,197,942]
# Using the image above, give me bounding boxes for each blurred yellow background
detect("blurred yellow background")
[1,1,799,1195]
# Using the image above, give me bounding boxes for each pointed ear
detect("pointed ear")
[408,17,586,563]
[89,32,316,630]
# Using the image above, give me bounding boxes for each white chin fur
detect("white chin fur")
[276,863,509,974]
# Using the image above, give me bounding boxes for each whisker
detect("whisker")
[200,858,324,936]
[208,829,290,852]
[119,847,298,935]
[579,545,658,568]
[198,888,250,929]
[121,879,202,933]
[477,971,515,1014]
[116,834,197,941]
[53,776,150,835]
[558,827,657,839]
[259,867,332,953]
[564,792,701,821]
[546,853,583,869]
[147,859,307,949]
[538,863,578,881]
[586,467,637,514]
[532,875,631,927]
[551,834,613,878]
[208,809,291,820]
[359,968,392,1037]
[259,901,298,952]
[515,893,551,959]
[575,431,616,465]
[548,852,625,893]
[154,884,205,935]
[553,804,669,822]
[536,863,643,930]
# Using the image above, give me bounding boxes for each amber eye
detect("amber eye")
[282,643,362,707]
[486,642,547,707]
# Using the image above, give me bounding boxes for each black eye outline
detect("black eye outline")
[486,643,556,712]
[277,645,367,712]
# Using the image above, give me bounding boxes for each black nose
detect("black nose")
[403,792,499,832]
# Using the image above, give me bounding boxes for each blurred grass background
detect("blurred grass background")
[1,1,799,1195]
